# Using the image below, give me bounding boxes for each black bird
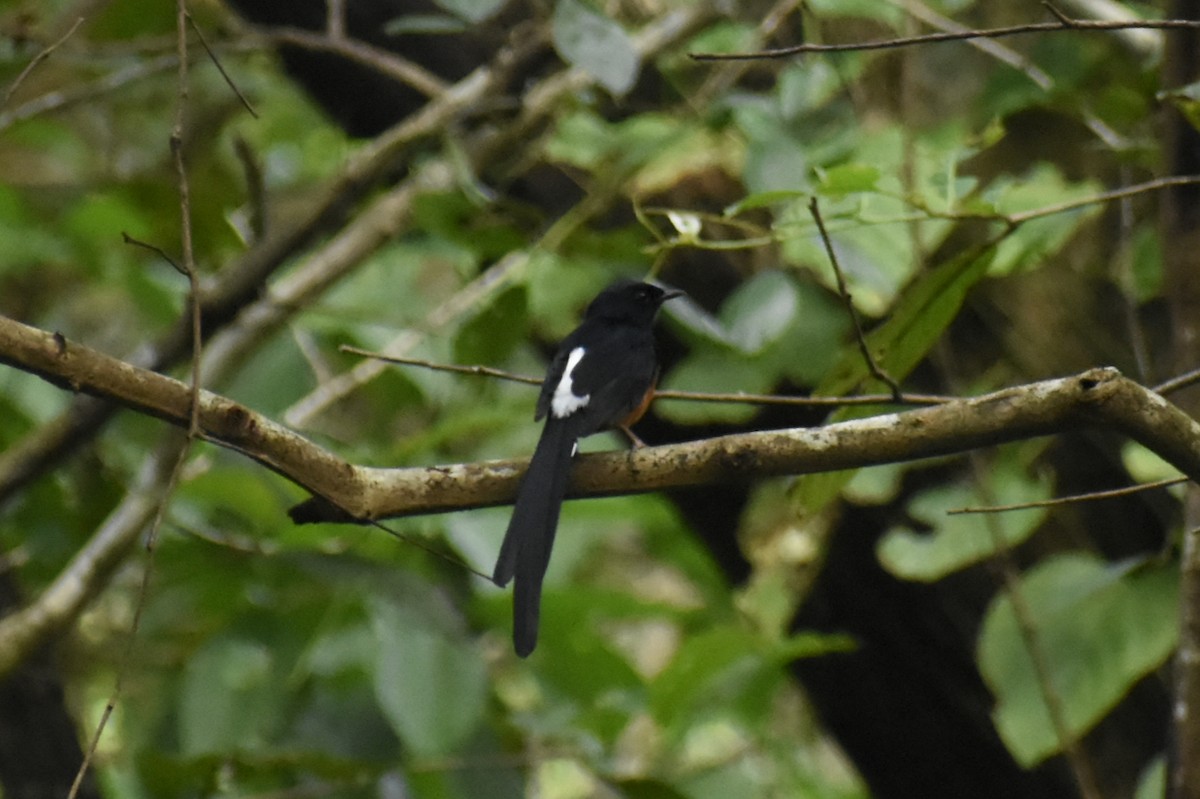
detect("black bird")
[493,280,683,657]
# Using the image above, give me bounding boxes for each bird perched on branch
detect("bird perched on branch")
[493,280,683,657]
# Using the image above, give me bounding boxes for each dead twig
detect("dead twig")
[948,476,1189,515]
[691,16,1200,60]
[341,345,954,407]
[187,12,257,117]
[809,197,903,400]
[2,16,85,108]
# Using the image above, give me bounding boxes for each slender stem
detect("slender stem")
[692,17,1200,60]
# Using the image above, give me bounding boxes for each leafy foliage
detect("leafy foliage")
[978,555,1178,766]
[0,0,1184,797]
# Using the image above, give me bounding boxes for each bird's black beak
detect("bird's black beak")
[660,287,686,302]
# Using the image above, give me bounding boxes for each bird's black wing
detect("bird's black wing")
[551,320,658,433]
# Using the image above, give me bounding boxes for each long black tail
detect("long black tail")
[492,418,576,657]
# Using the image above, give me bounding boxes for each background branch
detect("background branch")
[692,16,1200,59]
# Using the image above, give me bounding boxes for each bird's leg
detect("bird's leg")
[617,424,647,449]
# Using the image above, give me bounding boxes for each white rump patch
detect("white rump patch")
[551,347,590,418]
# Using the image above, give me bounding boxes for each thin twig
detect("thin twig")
[261,27,447,98]
[366,519,492,581]
[340,345,956,407]
[885,0,1127,150]
[339,345,543,385]
[691,16,1200,60]
[171,22,202,437]
[653,389,949,407]
[2,16,85,108]
[686,0,807,110]
[0,53,178,133]
[187,12,258,118]
[67,435,189,799]
[1155,367,1200,397]
[121,232,184,276]
[233,135,268,241]
[327,0,346,39]
[948,476,1189,515]
[1041,2,1077,27]
[1009,175,1200,224]
[70,4,204,794]
[969,454,1104,799]
[809,196,903,400]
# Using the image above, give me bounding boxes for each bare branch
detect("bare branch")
[121,233,184,276]
[188,13,257,118]
[691,17,1200,60]
[66,433,187,799]
[1156,366,1200,397]
[232,135,267,240]
[71,4,208,790]
[341,344,954,407]
[340,346,543,386]
[0,54,178,133]
[258,26,449,98]
[810,197,903,400]
[970,452,1104,799]
[327,0,346,39]
[4,313,1200,529]
[2,16,85,108]
[948,476,1189,515]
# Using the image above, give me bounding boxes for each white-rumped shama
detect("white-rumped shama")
[492,280,683,657]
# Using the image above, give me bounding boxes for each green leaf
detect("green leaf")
[370,596,488,757]
[658,276,848,425]
[431,0,508,23]
[805,0,904,25]
[552,0,640,95]
[659,350,770,425]
[385,14,468,34]
[547,110,683,173]
[719,271,799,354]
[617,779,692,799]
[771,630,857,662]
[764,280,851,384]
[978,554,1178,766]
[777,61,843,120]
[685,20,759,57]
[0,184,72,274]
[815,163,881,197]
[791,243,996,512]
[661,293,741,350]
[661,271,800,355]
[1128,224,1163,303]
[724,190,809,216]
[1162,83,1200,132]
[179,637,283,755]
[650,627,764,730]
[179,464,290,533]
[877,457,1052,581]
[859,243,996,379]
[987,165,1102,275]
[1136,756,1166,799]
[1122,441,1185,484]
[454,284,528,365]
[742,126,811,195]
